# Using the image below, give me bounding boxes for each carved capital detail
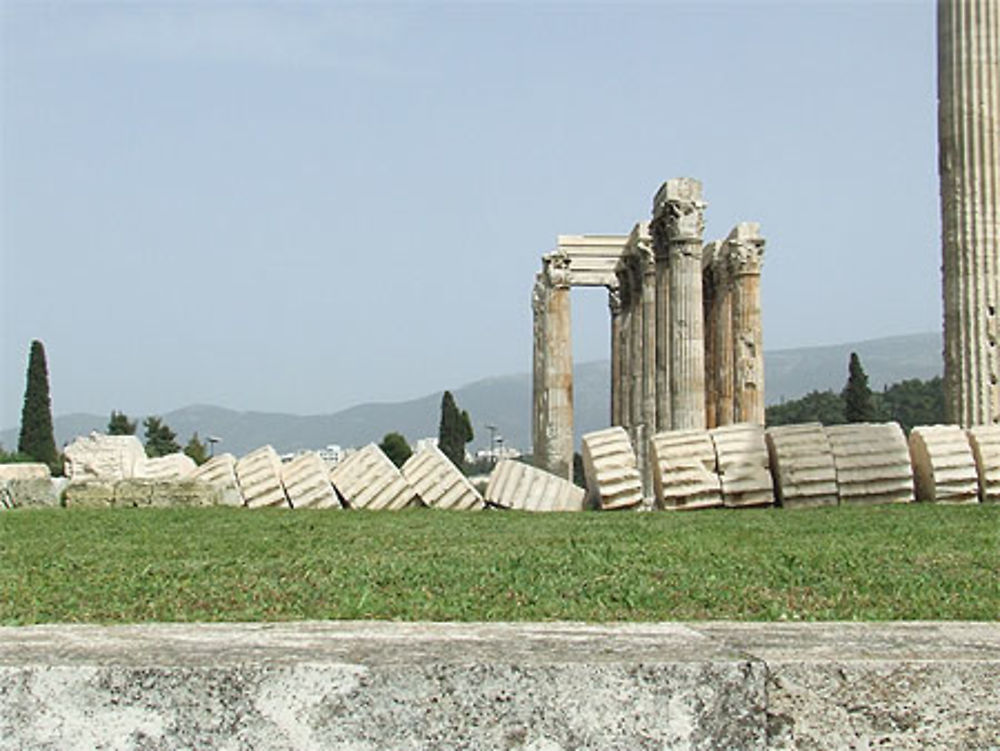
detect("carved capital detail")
[651,178,707,245]
[543,251,572,289]
[726,237,766,276]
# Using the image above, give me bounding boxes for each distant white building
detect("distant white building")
[317,444,347,467]
[414,437,439,453]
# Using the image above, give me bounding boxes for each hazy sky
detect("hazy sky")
[1,0,940,429]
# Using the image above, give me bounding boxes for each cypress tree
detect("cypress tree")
[438,391,472,470]
[17,339,59,473]
[843,352,877,423]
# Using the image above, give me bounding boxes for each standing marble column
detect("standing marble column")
[629,258,643,452]
[532,273,548,467]
[654,236,672,432]
[619,274,634,439]
[609,284,623,426]
[640,231,657,496]
[652,178,708,430]
[727,223,766,425]
[938,0,1000,425]
[532,253,574,480]
[711,245,735,427]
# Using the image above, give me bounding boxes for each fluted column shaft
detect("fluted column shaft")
[727,224,766,425]
[641,262,657,495]
[654,261,671,431]
[939,0,1000,425]
[652,178,708,431]
[712,255,735,426]
[531,274,548,467]
[532,255,574,480]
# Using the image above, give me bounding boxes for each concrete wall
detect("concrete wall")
[1,621,997,750]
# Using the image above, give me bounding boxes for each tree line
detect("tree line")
[766,352,945,432]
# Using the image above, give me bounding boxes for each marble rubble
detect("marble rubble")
[329,443,417,510]
[484,458,586,512]
[401,445,483,511]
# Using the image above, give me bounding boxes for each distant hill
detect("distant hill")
[1,332,941,457]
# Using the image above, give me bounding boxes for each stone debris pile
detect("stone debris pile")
[5,421,1000,511]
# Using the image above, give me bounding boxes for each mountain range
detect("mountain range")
[1,332,942,457]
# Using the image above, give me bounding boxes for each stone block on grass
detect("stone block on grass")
[909,424,979,504]
[710,423,774,507]
[825,422,913,506]
[402,446,483,510]
[581,427,643,510]
[281,452,340,509]
[330,444,418,510]
[483,459,584,511]
[649,429,722,510]
[235,446,289,509]
[765,423,838,509]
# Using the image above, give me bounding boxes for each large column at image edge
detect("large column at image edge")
[727,224,766,424]
[938,0,1000,425]
[652,178,708,431]
[544,270,575,480]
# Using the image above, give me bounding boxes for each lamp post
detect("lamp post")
[485,424,498,465]
[206,435,221,458]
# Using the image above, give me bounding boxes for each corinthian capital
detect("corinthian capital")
[543,251,572,288]
[724,222,766,276]
[651,177,707,244]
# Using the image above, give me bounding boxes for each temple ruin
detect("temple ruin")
[531,178,766,486]
[938,0,1000,426]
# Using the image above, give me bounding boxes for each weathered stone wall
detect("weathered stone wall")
[1,621,996,750]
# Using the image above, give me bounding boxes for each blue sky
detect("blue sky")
[1,1,940,428]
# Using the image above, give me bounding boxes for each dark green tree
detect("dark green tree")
[438,391,473,471]
[17,340,59,473]
[880,376,946,433]
[183,432,209,466]
[379,432,412,468]
[107,410,137,435]
[842,352,877,423]
[143,416,180,458]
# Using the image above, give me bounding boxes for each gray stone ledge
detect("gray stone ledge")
[0,622,997,750]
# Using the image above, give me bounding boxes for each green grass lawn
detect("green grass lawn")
[1,504,997,625]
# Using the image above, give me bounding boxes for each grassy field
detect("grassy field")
[1,504,997,625]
